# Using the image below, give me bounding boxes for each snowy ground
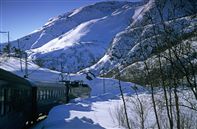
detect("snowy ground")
[33,93,125,129]
[32,91,197,129]
[0,57,134,129]
[0,57,141,129]
[1,57,196,129]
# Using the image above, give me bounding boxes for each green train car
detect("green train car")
[0,69,91,129]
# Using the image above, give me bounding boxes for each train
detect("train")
[0,68,91,129]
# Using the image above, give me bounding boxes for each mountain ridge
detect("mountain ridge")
[1,0,196,76]
[2,0,145,73]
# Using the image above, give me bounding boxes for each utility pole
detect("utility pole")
[102,67,106,94]
[8,31,10,49]
[0,31,10,53]
[7,31,10,55]
[24,52,28,78]
[18,39,23,72]
[60,61,64,82]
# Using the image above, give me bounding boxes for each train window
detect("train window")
[43,90,46,100]
[47,90,50,99]
[63,89,66,96]
[57,90,59,97]
[39,91,41,100]
[62,90,63,96]
[3,88,9,115]
[7,88,11,113]
[52,90,55,98]
[45,90,48,100]
[38,90,41,100]
[59,90,62,97]
[46,90,48,100]
[48,90,50,98]
[54,90,57,98]
[5,88,15,114]
[43,90,47,100]
[3,89,7,115]
[53,90,56,98]
[49,90,52,99]
[40,90,44,100]
[7,88,11,101]
[26,89,30,97]
[42,90,45,100]
[0,89,4,116]
[49,90,53,98]
[56,90,58,98]
[60,90,62,97]
[42,90,44,100]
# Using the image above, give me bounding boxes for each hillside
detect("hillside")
[1,0,196,76]
[1,1,146,73]
[0,0,197,129]
[86,0,197,76]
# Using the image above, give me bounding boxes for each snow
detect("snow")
[5,1,135,50]
[28,2,137,73]
[33,90,197,129]
[86,54,111,70]
[69,7,84,17]
[132,6,144,20]
[32,18,101,53]
[0,57,61,83]
[1,1,196,129]
[88,8,197,76]
[0,57,133,95]
[0,56,137,128]
[0,56,140,129]
[131,0,154,26]
[33,94,125,129]
[0,1,148,74]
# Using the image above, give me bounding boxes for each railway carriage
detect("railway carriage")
[0,68,91,129]
[0,69,33,129]
[32,82,68,118]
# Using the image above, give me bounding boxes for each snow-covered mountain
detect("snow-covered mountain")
[86,0,197,75]
[4,1,145,73]
[1,0,196,75]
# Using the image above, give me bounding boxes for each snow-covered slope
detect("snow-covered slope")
[0,57,133,96]
[9,1,138,50]
[86,0,197,75]
[1,0,196,76]
[29,6,135,73]
[3,1,146,73]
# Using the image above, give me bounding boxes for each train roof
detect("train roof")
[0,68,31,86]
[0,69,89,88]
[30,81,65,87]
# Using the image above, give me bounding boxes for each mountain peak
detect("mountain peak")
[3,0,195,75]
[5,0,144,73]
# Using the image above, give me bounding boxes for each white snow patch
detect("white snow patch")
[33,94,125,129]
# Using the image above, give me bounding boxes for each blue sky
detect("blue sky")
[0,0,116,43]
